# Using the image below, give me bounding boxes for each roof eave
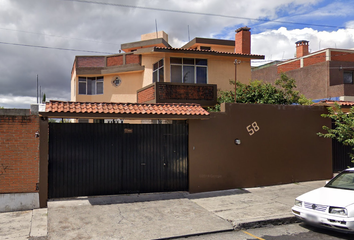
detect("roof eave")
[182,37,235,49]
[40,112,209,120]
[140,47,264,59]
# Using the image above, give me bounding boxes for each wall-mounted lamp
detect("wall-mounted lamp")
[112,76,122,87]
[234,139,241,145]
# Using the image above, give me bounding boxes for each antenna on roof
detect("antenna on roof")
[188,25,190,41]
[155,19,158,38]
[36,74,38,104]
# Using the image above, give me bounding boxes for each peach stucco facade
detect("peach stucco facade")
[71,70,144,103]
[71,28,263,104]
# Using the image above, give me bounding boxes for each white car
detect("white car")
[292,168,354,232]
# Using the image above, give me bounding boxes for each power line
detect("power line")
[0,0,349,51]
[0,27,120,46]
[0,41,115,54]
[62,0,348,30]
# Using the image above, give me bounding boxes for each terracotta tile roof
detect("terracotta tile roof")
[153,47,265,59]
[313,100,354,107]
[45,101,210,116]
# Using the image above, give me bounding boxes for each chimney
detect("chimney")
[296,40,309,58]
[235,26,251,54]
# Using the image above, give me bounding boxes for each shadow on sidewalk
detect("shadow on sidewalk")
[186,188,250,200]
[48,188,250,206]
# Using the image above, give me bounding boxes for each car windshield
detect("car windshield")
[326,171,354,190]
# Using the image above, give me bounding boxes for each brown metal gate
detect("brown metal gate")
[48,122,188,198]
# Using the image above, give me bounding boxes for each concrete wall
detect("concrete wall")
[252,49,354,100]
[252,62,330,100]
[188,103,332,193]
[0,109,40,212]
[0,193,39,212]
[251,64,279,84]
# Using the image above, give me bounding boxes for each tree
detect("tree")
[318,103,354,160]
[42,93,46,103]
[0,106,4,109]
[208,73,312,112]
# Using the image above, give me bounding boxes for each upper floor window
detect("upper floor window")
[170,58,207,84]
[344,71,353,84]
[79,76,103,95]
[153,59,164,83]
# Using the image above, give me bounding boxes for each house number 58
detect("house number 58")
[246,122,260,136]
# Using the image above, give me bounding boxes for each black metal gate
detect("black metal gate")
[48,123,188,198]
[332,139,354,172]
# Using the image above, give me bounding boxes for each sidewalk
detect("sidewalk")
[0,208,47,240]
[188,179,327,230]
[0,179,328,240]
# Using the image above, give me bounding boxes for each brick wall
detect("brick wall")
[126,54,140,64]
[0,111,39,193]
[107,55,123,67]
[76,54,140,69]
[303,52,326,67]
[331,51,354,62]
[277,60,300,73]
[77,56,105,67]
[137,85,155,103]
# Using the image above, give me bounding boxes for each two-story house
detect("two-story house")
[252,40,354,102]
[71,27,264,108]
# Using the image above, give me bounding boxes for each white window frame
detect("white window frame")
[170,58,208,84]
[78,76,104,95]
[153,59,164,83]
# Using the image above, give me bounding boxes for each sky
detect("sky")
[1,0,354,108]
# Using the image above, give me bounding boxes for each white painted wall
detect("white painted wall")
[0,193,39,213]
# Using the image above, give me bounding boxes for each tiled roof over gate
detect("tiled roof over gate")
[45,101,210,116]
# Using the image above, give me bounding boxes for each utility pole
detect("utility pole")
[234,59,241,103]
[36,75,38,104]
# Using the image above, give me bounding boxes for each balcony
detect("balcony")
[137,82,217,107]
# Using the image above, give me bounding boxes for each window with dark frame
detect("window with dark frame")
[344,71,353,84]
[78,76,104,95]
[153,59,164,83]
[170,58,207,84]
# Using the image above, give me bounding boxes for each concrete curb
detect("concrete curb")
[29,208,47,238]
[153,216,301,239]
[234,216,302,230]
[153,229,234,240]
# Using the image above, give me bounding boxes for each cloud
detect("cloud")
[252,26,354,64]
[0,95,39,109]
